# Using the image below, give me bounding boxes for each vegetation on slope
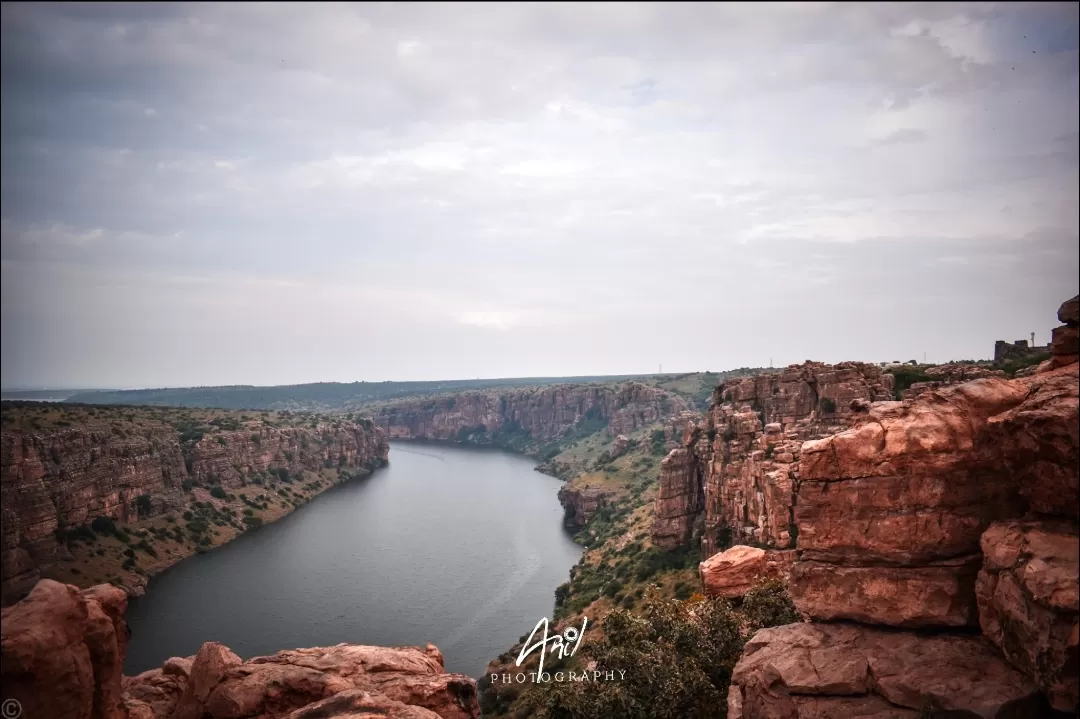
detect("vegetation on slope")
[1,401,384,597]
[479,421,800,718]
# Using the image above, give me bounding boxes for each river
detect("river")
[123,441,583,678]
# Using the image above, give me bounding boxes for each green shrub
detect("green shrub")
[243,515,264,528]
[210,486,227,499]
[91,516,117,535]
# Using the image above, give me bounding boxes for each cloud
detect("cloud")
[1,2,1077,387]
[872,128,930,146]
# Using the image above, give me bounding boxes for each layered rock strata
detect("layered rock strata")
[652,362,895,553]
[375,382,690,445]
[1,578,479,719]
[730,296,1080,716]
[556,485,612,529]
[1,416,388,604]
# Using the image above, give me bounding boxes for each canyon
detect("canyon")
[3,297,1077,718]
[1,405,389,605]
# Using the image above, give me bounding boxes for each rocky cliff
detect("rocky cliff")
[1,405,388,605]
[651,362,895,554]
[726,295,1079,717]
[0,578,479,719]
[374,381,691,448]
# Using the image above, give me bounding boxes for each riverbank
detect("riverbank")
[38,462,386,598]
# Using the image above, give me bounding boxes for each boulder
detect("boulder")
[699,545,796,599]
[977,520,1079,713]
[728,622,1045,718]
[0,579,128,719]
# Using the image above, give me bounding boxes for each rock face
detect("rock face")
[1,579,479,719]
[374,382,690,446]
[556,485,611,529]
[731,297,1079,716]
[699,545,796,599]
[977,521,1079,712]
[728,623,1044,719]
[1,416,388,604]
[793,367,1078,628]
[1046,294,1080,373]
[651,361,894,554]
[0,579,129,719]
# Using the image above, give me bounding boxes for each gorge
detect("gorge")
[2,297,1078,718]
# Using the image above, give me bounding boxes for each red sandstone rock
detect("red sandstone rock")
[789,558,981,627]
[977,520,1079,713]
[652,446,705,550]
[986,365,1079,520]
[284,688,442,718]
[0,579,128,719]
[172,641,243,719]
[728,622,1044,719]
[3,579,477,719]
[699,545,796,598]
[557,485,611,529]
[1059,295,1080,326]
[667,361,895,556]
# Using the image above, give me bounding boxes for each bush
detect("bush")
[135,494,153,517]
[243,515,264,528]
[819,397,837,414]
[210,486,227,499]
[91,516,117,535]
[513,590,744,719]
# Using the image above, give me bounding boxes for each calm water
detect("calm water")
[124,442,582,678]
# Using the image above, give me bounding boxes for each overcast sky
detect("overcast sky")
[2,2,1078,389]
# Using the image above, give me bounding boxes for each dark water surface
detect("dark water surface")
[124,442,582,677]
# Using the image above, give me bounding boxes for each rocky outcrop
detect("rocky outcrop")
[1,579,479,719]
[375,382,690,447]
[699,545,796,599]
[731,296,1080,716]
[1,413,388,604]
[977,520,1079,712]
[651,362,894,554]
[126,642,479,719]
[728,623,1044,718]
[0,579,129,719]
[556,485,611,529]
[792,367,1076,627]
[1044,293,1080,374]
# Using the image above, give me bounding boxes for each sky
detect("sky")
[1,2,1078,389]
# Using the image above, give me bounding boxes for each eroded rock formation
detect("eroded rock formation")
[0,579,479,719]
[1,416,388,604]
[728,623,1043,718]
[729,296,1080,716]
[699,545,796,599]
[556,485,611,529]
[374,382,690,446]
[652,362,894,553]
